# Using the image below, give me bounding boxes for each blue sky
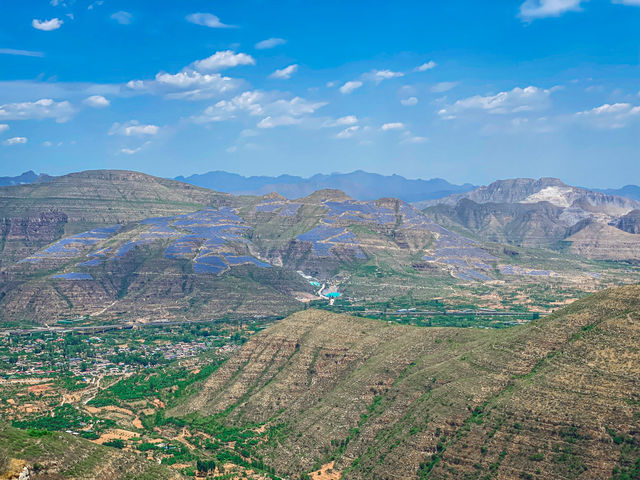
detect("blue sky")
[0,0,639,187]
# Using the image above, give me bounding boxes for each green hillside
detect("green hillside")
[166,285,640,479]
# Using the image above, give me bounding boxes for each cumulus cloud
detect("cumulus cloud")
[381,122,405,131]
[339,81,363,94]
[83,95,110,108]
[120,142,151,155]
[186,13,234,28]
[194,90,326,127]
[255,38,286,49]
[192,50,255,72]
[431,81,459,93]
[269,64,298,80]
[0,124,8,133]
[364,69,404,83]
[438,86,553,119]
[111,11,133,25]
[127,70,241,100]
[257,116,301,128]
[0,48,44,57]
[323,115,358,127]
[32,18,63,31]
[519,0,584,20]
[0,98,74,122]
[415,61,436,72]
[199,91,265,121]
[125,51,253,100]
[109,121,160,136]
[401,97,418,106]
[575,103,640,129]
[336,126,360,138]
[3,137,27,146]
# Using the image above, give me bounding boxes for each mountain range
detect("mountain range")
[175,170,477,202]
[423,177,640,259]
[0,170,501,323]
[2,170,640,323]
[0,170,51,187]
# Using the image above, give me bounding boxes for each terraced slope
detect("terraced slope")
[0,423,182,479]
[174,286,640,479]
[0,170,231,267]
[1,186,504,322]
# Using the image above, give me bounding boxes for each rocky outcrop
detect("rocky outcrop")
[0,210,67,267]
[615,209,640,234]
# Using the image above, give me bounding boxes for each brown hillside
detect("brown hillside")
[175,286,640,479]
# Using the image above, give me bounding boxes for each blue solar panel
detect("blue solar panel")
[52,272,94,280]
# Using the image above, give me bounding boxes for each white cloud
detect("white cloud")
[415,61,436,72]
[32,18,63,31]
[614,0,640,4]
[3,137,27,146]
[257,116,300,128]
[575,103,640,129]
[269,64,298,80]
[120,146,144,155]
[339,81,363,94]
[381,122,405,131]
[255,38,286,49]
[83,95,110,108]
[269,97,326,116]
[401,135,428,144]
[195,91,326,126]
[203,91,265,120]
[0,48,44,57]
[186,13,234,28]
[109,121,160,136]
[519,0,584,20]
[192,50,255,72]
[0,124,8,133]
[0,98,74,122]
[401,97,418,106]
[126,65,244,101]
[88,1,104,10]
[323,115,358,127]
[364,69,404,83]
[438,86,553,119]
[431,81,459,93]
[111,11,133,25]
[43,141,53,147]
[336,126,360,138]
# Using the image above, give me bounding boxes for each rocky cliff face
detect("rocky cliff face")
[616,209,640,234]
[0,210,67,267]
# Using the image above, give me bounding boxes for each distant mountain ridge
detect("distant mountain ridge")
[423,177,640,259]
[0,170,51,186]
[592,184,640,201]
[175,170,476,202]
